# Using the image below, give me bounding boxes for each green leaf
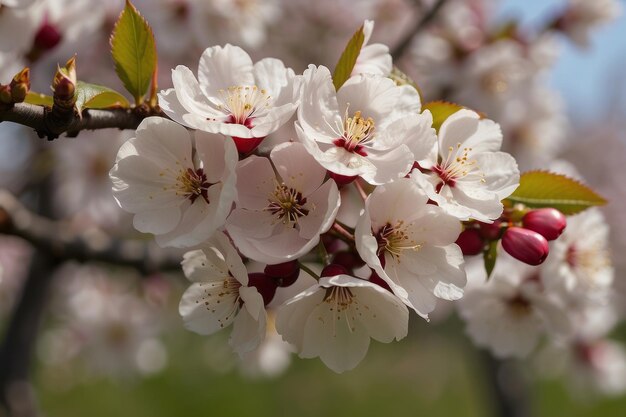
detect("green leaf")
[483,240,498,280]
[422,101,464,132]
[506,171,607,215]
[332,24,365,91]
[110,0,157,104]
[75,81,130,113]
[24,91,53,107]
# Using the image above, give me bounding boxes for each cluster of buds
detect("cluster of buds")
[456,208,567,266]
[0,68,30,109]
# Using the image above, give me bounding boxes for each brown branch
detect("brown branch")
[391,0,449,62]
[0,102,158,140]
[0,190,181,275]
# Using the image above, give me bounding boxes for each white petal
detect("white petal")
[179,282,239,335]
[270,142,326,197]
[198,44,255,98]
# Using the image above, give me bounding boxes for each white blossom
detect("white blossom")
[110,117,237,248]
[276,274,408,373]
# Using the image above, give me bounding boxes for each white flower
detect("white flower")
[562,0,622,47]
[541,209,613,302]
[110,117,237,248]
[355,178,466,318]
[351,20,392,77]
[275,274,408,373]
[295,65,435,185]
[226,141,340,264]
[0,3,42,53]
[0,0,37,8]
[458,257,571,358]
[159,44,299,153]
[179,233,267,355]
[411,109,519,222]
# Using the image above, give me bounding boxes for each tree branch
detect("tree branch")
[391,0,449,62]
[0,102,157,140]
[0,190,181,274]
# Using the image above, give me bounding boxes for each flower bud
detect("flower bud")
[247,272,278,306]
[264,261,299,287]
[34,22,62,51]
[52,57,77,109]
[9,68,30,103]
[320,264,349,278]
[332,251,365,271]
[0,85,12,105]
[522,208,566,241]
[502,227,549,266]
[455,228,484,256]
[479,220,503,241]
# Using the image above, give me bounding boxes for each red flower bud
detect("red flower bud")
[320,264,349,278]
[502,227,549,266]
[479,220,503,240]
[247,273,278,306]
[332,251,365,271]
[455,228,484,256]
[522,208,566,241]
[264,261,299,287]
[34,22,62,51]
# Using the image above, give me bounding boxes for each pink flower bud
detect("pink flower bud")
[479,220,503,240]
[332,251,365,271]
[320,264,349,278]
[455,228,484,256]
[247,273,278,306]
[522,208,567,241]
[502,227,549,266]
[264,261,299,287]
[34,22,62,51]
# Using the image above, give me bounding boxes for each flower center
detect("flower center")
[375,222,422,261]
[433,143,484,191]
[266,184,309,226]
[217,85,271,127]
[324,286,355,312]
[333,110,375,156]
[507,294,532,316]
[176,168,212,203]
[566,244,610,283]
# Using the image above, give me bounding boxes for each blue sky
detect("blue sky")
[498,0,626,122]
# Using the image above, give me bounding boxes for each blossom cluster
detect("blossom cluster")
[106,24,528,372]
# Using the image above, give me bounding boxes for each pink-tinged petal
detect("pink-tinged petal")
[449,186,504,222]
[133,205,181,235]
[226,209,276,239]
[250,102,298,138]
[171,65,223,120]
[270,142,326,197]
[363,144,415,185]
[275,286,325,351]
[133,117,194,168]
[253,58,295,104]
[235,155,276,210]
[404,204,462,246]
[178,282,239,335]
[197,44,255,99]
[213,232,249,285]
[351,286,408,343]
[230,288,266,355]
[366,178,429,227]
[300,296,370,373]
[297,179,340,240]
[471,151,519,199]
[353,43,392,77]
[296,65,343,143]
[181,248,230,284]
[439,110,503,154]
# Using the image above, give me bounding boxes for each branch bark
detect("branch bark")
[0,190,181,275]
[481,351,531,417]
[390,0,449,62]
[0,102,156,140]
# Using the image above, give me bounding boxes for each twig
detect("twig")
[480,351,531,417]
[354,179,369,201]
[390,0,449,62]
[0,190,180,274]
[0,102,159,140]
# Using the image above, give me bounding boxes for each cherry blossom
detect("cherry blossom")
[355,178,466,318]
[296,65,435,185]
[110,117,237,248]
[179,233,267,355]
[411,109,519,222]
[351,20,392,77]
[226,141,340,264]
[275,272,408,373]
[159,44,299,153]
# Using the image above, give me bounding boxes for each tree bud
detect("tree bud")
[0,85,12,105]
[34,22,62,51]
[247,272,278,306]
[320,264,349,278]
[455,228,484,256]
[264,261,299,287]
[502,227,549,266]
[479,220,503,240]
[9,68,30,103]
[522,208,567,241]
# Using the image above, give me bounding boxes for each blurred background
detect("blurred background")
[1,0,625,416]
